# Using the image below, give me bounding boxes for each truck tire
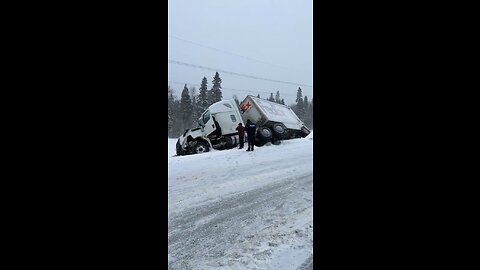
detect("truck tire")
[258,127,272,141]
[193,141,210,154]
[176,139,186,156]
[272,123,286,139]
[254,127,272,146]
[225,135,238,148]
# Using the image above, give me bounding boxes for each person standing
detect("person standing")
[245,119,257,151]
[235,123,245,149]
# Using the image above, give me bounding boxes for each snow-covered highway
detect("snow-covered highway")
[168,135,313,269]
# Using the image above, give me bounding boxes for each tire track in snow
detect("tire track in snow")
[168,171,312,269]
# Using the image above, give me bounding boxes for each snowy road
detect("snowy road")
[168,135,313,269]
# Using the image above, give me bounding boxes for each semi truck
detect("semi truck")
[176,95,310,156]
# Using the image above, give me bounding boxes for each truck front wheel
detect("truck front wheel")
[193,141,210,154]
[176,140,186,156]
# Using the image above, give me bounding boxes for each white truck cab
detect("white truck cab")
[176,100,244,155]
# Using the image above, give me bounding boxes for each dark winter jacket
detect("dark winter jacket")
[236,124,245,137]
[245,121,257,137]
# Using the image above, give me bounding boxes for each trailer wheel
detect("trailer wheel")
[193,141,210,154]
[258,127,272,141]
[272,123,286,139]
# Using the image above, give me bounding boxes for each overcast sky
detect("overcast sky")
[168,0,313,105]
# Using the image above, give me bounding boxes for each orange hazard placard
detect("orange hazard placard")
[240,102,252,113]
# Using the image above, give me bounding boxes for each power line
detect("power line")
[168,35,301,72]
[168,59,313,88]
[167,80,296,97]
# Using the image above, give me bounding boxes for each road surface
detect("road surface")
[168,137,313,269]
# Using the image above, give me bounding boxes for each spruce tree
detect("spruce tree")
[269,93,274,102]
[209,72,223,104]
[275,91,281,103]
[196,77,209,120]
[180,84,193,132]
[295,87,305,120]
[190,86,199,127]
[257,94,260,98]
[303,96,309,111]
[168,85,175,137]
[197,77,209,111]
[296,87,303,103]
[172,99,181,136]
[281,98,285,105]
[168,86,183,137]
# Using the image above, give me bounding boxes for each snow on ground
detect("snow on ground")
[168,136,313,269]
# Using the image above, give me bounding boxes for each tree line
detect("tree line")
[168,72,313,138]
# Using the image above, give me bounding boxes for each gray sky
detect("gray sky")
[168,0,313,105]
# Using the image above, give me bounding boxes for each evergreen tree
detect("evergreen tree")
[281,98,285,105]
[209,72,223,104]
[168,85,175,137]
[190,86,199,127]
[180,84,193,132]
[197,77,209,111]
[296,87,303,103]
[268,93,275,102]
[275,91,281,103]
[295,87,305,120]
[172,99,181,136]
[257,94,260,98]
[167,84,183,137]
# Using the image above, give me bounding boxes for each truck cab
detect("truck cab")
[176,100,244,155]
